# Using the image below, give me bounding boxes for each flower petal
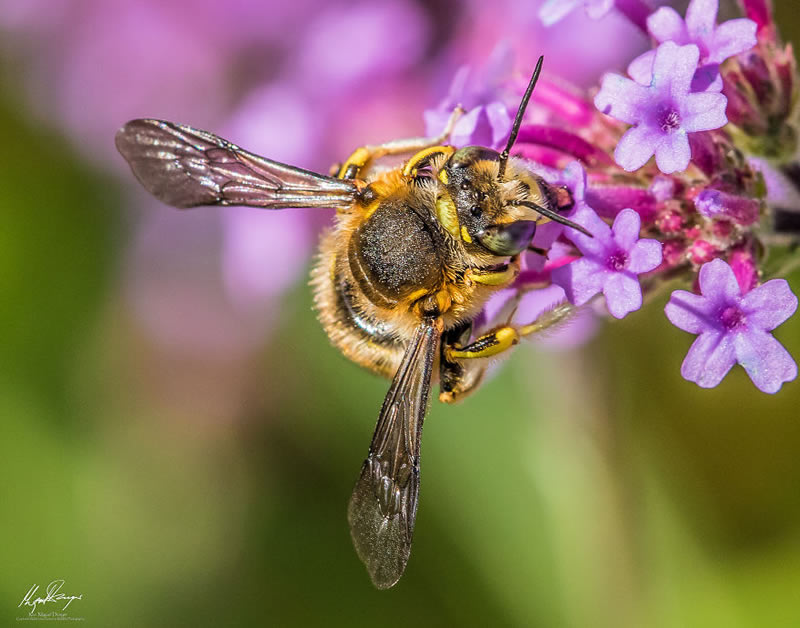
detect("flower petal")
[740,278,799,330]
[697,258,741,302]
[627,238,663,273]
[708,18,757,63]
[423,108,452,139]
[560,160,587,202]
[647,6,687,43]
[654,131,690,174]
[665,289,717,333]
[611,208,642,250]
[594,73,652,123]
[615,125,660,171]
[653,42,699,97]
[450,107,484,147]
[551,257,608,306]
[602,272,643,318]
[511,284,566,326]
[681,330,736,388]
[690,64,723,92]
[446,65,471,104]
[733,328,798,393]
[585,0,614,20]
[568,206,612,257]
[485,101,513,149]
[628,51,655,85]
[682,92,728,132]
[685,0,719,41]
[539,0,581,26]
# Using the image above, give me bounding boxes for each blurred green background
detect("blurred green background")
[3,2,800,626]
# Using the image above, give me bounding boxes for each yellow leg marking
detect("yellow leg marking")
[406,288,429,302]
[338,147,372,179]
[470,265,519,286]
[402,145,455,177]
[446,326,519,360]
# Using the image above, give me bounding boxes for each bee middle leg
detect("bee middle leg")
[337,106,464,180]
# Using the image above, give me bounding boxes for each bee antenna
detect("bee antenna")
[497,55,544,181]
[512,200,593,237]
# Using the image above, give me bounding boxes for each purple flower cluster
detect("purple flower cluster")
[434,0,798,394]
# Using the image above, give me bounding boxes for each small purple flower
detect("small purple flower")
[530,160,588,251]
[628,0,757,91]
[552,208,663,318]
[665,258,798,393]
[538,0,614,27]
[424,43,513,149]
[595,41,728,174]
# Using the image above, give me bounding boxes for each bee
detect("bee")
[116,56,587,589]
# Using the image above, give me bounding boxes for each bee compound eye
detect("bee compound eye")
[470,205,482,217]
[475,220,537,256]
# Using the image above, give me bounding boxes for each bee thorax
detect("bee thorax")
[348,200,443,305]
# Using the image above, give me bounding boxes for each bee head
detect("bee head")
[441,146,537,256]
[435,57,590,256]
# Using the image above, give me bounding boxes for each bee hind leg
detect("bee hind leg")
[439,320,486,404]
[438,300,576,403]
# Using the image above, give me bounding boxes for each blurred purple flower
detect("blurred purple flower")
[553,208,662,318]
[595,42,728,173]
[424,44,514,149]
[665,258,798,393]
[291,0,429,96]
[538,0,614,26]
[628,0,757,91]
[477,284,598,350]
[219,85,319,309]
[694,188,760,225]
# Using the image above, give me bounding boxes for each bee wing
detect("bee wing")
[115,119,358,210]
[348,319,440,589]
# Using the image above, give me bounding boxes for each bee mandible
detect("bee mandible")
[115,56,588,589]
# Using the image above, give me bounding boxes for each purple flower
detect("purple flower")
[628,0,757,92]
[665,258,798,393]
[595,42,728,174]
[538,0,614,27]
[552,208,663,318]
[529,160,588,252]
[424,43,513,149]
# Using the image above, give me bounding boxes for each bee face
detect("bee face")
[443,146,538,256]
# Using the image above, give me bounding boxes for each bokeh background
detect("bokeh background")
[2,1,800,626]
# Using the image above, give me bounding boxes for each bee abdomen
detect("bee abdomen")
[348,200,443,308]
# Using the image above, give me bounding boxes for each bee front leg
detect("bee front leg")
[337,106,464,180]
